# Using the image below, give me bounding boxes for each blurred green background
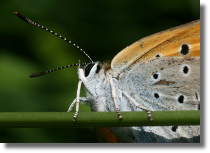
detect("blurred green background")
[0,0,199,142]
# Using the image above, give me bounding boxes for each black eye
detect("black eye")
[84,63,101,77]
[85,63,95,77]
[180,44,190,55]
[96,64,101,73]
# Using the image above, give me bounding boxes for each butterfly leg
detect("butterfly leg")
[121,91,153,121]
[67,97,90,112]
[66,80,83,121]
[67,98,77,112]
[73,80,83,121]
[108,74,123,119]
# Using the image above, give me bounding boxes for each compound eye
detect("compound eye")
[84,63,101,77]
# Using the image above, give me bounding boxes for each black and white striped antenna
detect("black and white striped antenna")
[14,12,93,77]
[29,62,88,78]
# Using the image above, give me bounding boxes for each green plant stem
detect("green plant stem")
[0,111,200,128]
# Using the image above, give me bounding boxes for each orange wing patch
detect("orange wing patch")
[111,20,200,74]
[95,127,119,143]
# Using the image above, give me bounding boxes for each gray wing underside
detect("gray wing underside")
[111,126,200,143]
[116,57,200,142]
[121,57,200,111]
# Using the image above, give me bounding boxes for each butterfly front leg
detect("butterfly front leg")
[67,97,91,110]
[67,80,90,121]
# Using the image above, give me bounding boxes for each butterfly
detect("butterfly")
[80,20,200,143]
[14,12,200,143]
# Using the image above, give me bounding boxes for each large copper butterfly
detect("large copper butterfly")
[15,12,200,143]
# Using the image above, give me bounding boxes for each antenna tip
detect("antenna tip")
[14,12,18,15]
[30,72,45,78]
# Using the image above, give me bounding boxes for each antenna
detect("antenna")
[14,12,93,63]
[30,62,89,78]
